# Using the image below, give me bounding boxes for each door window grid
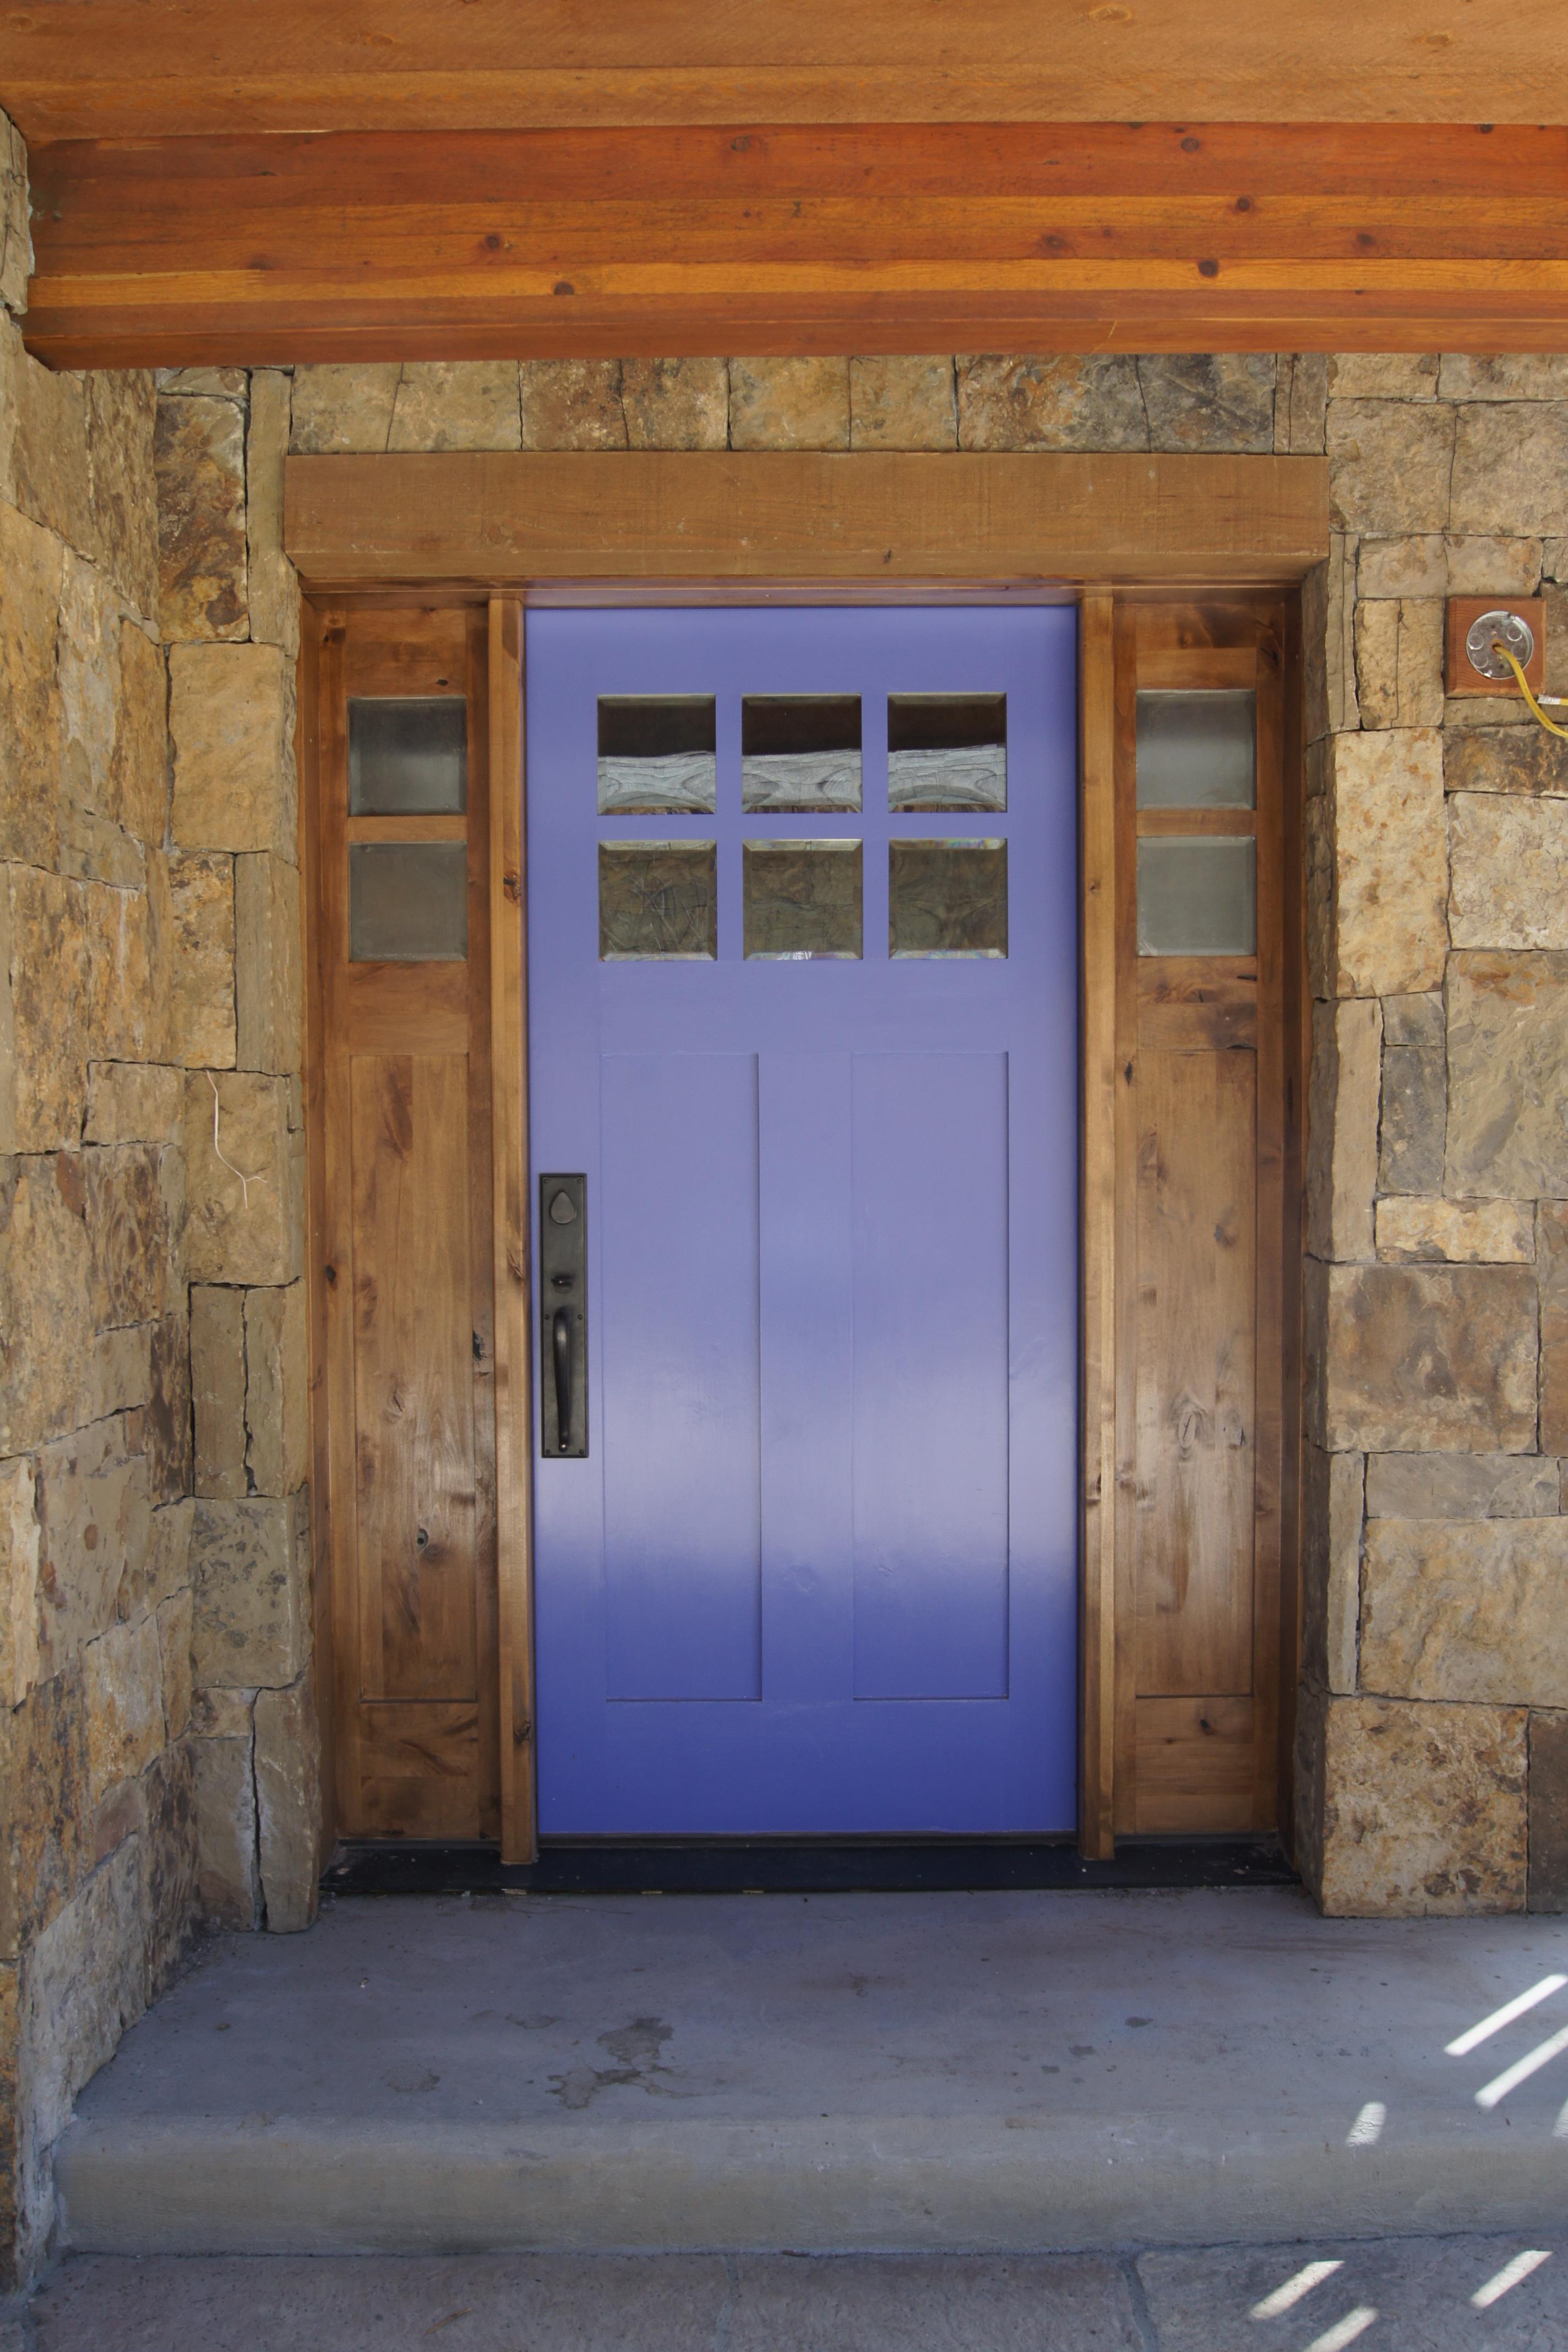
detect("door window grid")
[597,693,1010,962]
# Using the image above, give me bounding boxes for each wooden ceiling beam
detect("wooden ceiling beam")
[25,123,1568,369]
[2,1,1565,141]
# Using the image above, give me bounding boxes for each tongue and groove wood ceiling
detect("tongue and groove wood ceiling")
[6,1,1568,366]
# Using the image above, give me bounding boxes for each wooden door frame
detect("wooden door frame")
[291,449,1322,1865]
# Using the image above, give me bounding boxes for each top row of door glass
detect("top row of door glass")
[1134,689,1256,809]
[596,693,1008,815]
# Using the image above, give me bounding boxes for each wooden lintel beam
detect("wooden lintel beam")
[282,451,1329,591]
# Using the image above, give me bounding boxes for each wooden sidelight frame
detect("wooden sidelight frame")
[292,451,1318,1866]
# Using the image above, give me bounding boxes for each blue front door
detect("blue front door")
[526,606,1078,1834]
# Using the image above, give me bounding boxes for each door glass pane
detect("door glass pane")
[742,695,862,812]
[889,839,1008,959]
[597,695,717,814]
[744,840,863,959]
[1137,836,1256,955]
[888,693,1007,812]
[599,841,717,959]
[349,842,469,961]
[1135,690,1255,809]
[348,698,467,815]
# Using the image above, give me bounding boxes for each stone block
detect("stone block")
[244,1285,308,1498]
[1316,1695,1526,1915]
[1528,1712,1568,1910]
[7,867,89,1152]
[1446,952,1568,1197]
[1322,730,1447,998]
[1538,1200,1568,1452]
[106,620,168,847]
[83,871,159,1066]
[518,359,627,450]
[290,363,399,454]
[1451,401,1568,538]
[81,1610,165,1802]
[1366,1451,1560,1518]
[254,1672,321,1933]
[190,1489,309,1689]
[620,357,728,450]
[955,353,1146,450]
[85,369,159,622]
[57,551,119,818]
[190,1284,246,1501]
[1137,353,1275,452]
[84,1141,181,1329]
[192,1734,259,1928]
[1440,355,1568,401]
[1300,1442,1362,1694]
[1450,793,1568,950]
[33,1414,150,1677]
[1352,598,1443,728]
[1361,1516,1568,1706]
[0,108,29,314]
[84,1061,182,1146]
[1547,579,1568,698]
[1327,399,1455,534]
[1357,536,1446,598]
[234,852,301,1075]
[1444,722,1568,797]
[0,1155,96,1453]
[189,1685,254,1740]
[1305,997,1379,1261]
[1328,352,1441,400]
[244,371,298,655]
[90,1321,155,1429]
[1445,534,1544,597]
[15,1838,144,2211]
[159,367,248,400]
[0,1665,88,1961]
[119,1496,193,1620]
[154,394,247,640]
[9,344,95,558]
[729,356,848,451]
[169,640,294,857]
[156,1587,193,1743]
[1300,535,1358,744]
[388,360,520,450]
[182,1070,301,1286]
[134,1308,192,1510]
[1272,352,1327,454]
[1378,990,1445,1196]
[0,500,64,869]
[137,1736,196,1997]
[1314,1262,1537,1453]
[849,357,956,450]
[1375,1196,1533,1264]
[0,1452,39,1709]
[165,851,236,1069]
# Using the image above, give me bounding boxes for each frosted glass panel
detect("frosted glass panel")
[1137,836,1256,955]
[349,842,469,961]
[1136,690,1255,809]
[597,695,717,814]
[348,698,467,815]
[888,694,1007,812]
[599,841,717,959]
[744,840,862,959]
[742,696,862,812]
[889,839,1008,959]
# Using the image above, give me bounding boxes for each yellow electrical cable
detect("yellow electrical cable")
[1493,639,1568,741]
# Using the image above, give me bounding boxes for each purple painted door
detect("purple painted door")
[526,606,1077,1833]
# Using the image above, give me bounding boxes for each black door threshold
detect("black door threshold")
[322,1835,1297,1898]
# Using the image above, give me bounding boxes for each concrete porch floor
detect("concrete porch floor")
[52,1887,1568,2258]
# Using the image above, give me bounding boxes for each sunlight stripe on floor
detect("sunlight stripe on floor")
[1304,2306,1378,2350]
[1344,2101,1385,2145]
[1472,2250,1552,2309]
[1445,1975,1567,2056]
[1476,2023,1568,2109]
[1250,2259,1342,2317]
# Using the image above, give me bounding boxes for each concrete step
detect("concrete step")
[54,1887,1568,2256]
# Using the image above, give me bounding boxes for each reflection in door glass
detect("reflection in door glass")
[889,839,1008,958]
[348,698,467,815]
[597,696,717,814]
[1135,690,1255,808]
[349,842,469,961]
[599,840,718,959]
[743,840,863,959]
[1137,836,1256,955]
[888,694,1007,812]
[741,696,862,811]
